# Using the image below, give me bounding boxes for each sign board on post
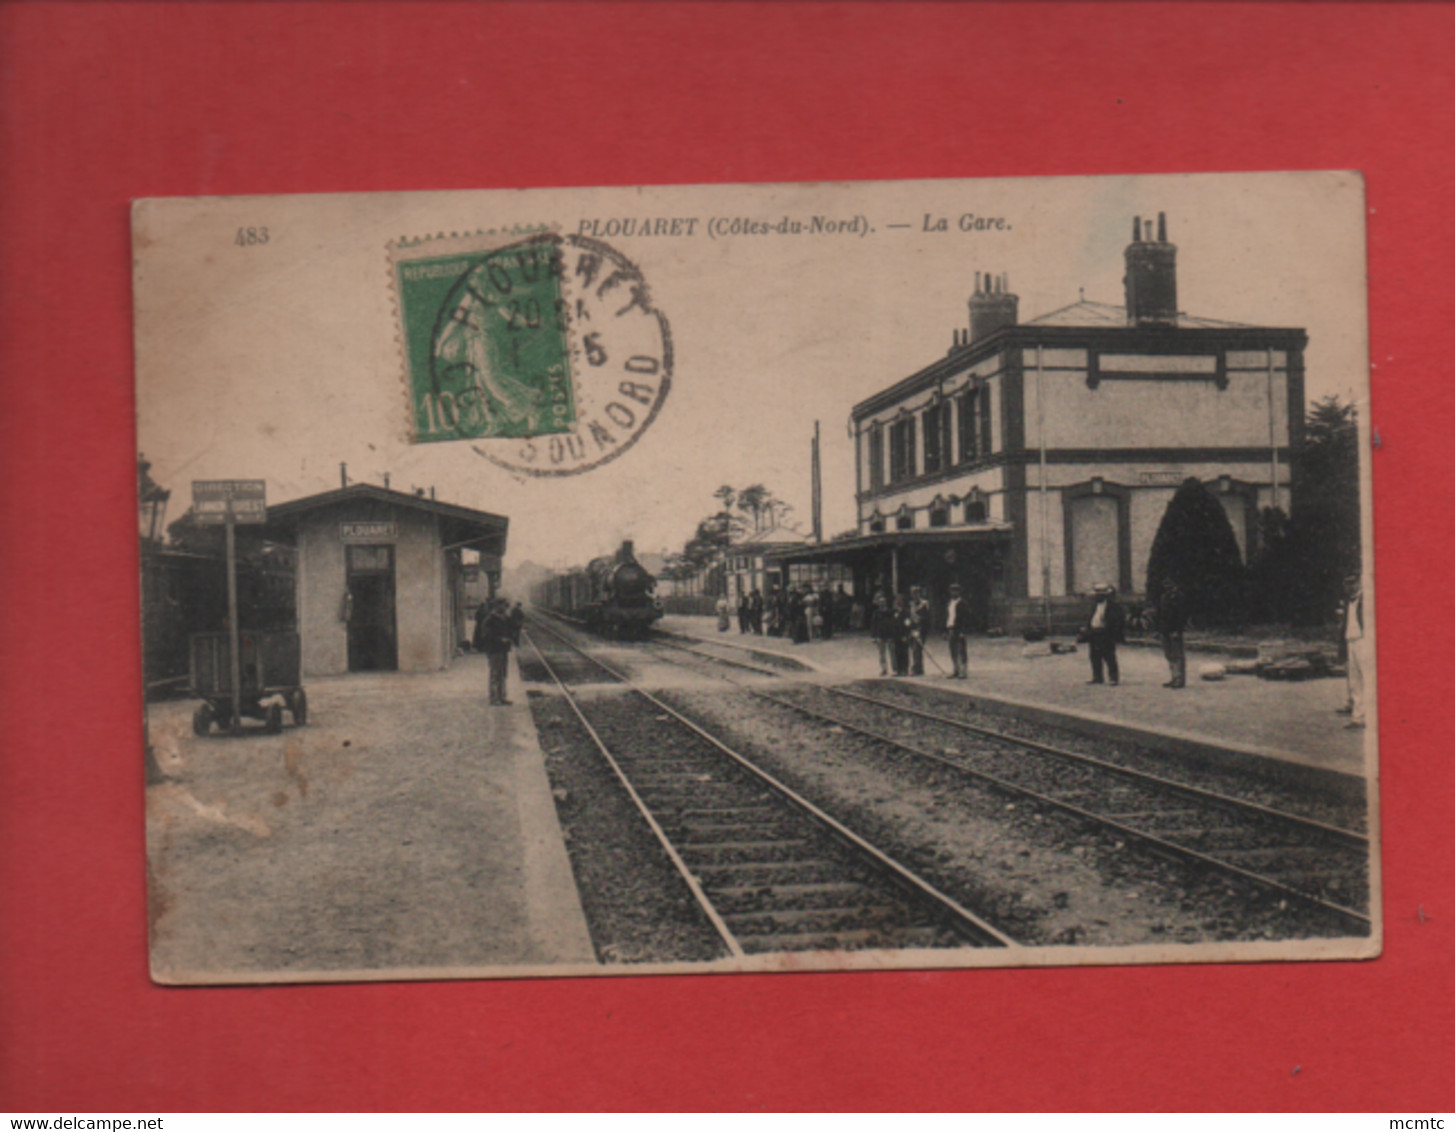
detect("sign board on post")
[191,480,267,733]
[192,480,267,524]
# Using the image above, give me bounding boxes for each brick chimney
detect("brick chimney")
[966,271,1018,344]
[1123,212,1178,326]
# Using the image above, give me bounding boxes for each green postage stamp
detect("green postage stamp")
[393,229,576,443]
[391,228,672,477]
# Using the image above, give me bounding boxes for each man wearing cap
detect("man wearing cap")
[1083,583,1126,687]
[478,598,516,706]
[945,583,970,679]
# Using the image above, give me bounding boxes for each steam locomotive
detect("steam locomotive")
[531,540,663,639]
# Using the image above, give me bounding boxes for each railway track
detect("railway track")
[524,618,1018,955]
[760,684,1371,932]
[639,640,1373,935]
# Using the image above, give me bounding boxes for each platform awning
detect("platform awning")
[765,523,1012,563]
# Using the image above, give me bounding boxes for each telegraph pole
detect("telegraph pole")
[811,420,823,543]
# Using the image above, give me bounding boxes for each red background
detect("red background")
[2,1,1451,1112]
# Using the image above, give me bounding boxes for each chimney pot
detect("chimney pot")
[1133,217,1142,242]
[968,270,1019,342]
[1123,211,1178,326]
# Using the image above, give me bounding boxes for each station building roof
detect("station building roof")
[264,483,509,555]
[852,298,1306,421]
[1022,299,1253,329]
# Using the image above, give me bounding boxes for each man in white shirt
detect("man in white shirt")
[945,583,969,679]
[1340,573,1366,730]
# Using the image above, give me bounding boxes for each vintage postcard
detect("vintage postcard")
[135,172,1378,983]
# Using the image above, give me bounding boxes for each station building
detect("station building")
[771,214,1307,634]
[265,484,508,676]
[724,528,806,600]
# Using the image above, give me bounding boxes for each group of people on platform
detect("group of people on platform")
[716,585,860,643]
[703,578,1193,694]
[868,585,973,679]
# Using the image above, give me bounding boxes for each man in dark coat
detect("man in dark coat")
[890,594,913,676]
[478,598,516,705]
[870,592,894,676]
[1157,577,1187,689]
[1084,583,1126,687]
[788,587,810,644]
[818,586,836,640]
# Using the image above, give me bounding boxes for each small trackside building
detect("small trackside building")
[783,212,1307,634]
[264,484,508,677]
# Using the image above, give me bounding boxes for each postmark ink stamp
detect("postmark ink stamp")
[391,230,671,476]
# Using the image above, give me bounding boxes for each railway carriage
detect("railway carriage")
[531,540,663,639]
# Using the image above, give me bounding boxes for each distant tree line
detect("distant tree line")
[658,484,799,588]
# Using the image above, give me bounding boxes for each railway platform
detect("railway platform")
[144,653,595,982]
[657,615,1372,784]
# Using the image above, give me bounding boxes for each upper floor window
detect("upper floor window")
[958,385,993,464]
[895,507,915,531]
[867,424,884,491]
[923,402,946,475]
[928,496,951,528]
[889,416,917,484]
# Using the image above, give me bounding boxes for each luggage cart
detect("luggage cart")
[190,630,307,736]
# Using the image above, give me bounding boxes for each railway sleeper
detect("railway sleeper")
[723,905,915,936]
[676,805,782,820]
[1165,828,1333,852]
[681,840,815,864]
[1210,845,1365,867]
[672,821,808,843]
[711,881,889,914]
[736,926,954,954]
[693,860,849,887]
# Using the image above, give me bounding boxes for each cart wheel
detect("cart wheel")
[265,702,283,734]
[192,702,214,737]
[290,688,308,726]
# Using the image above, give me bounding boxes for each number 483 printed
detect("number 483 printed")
[235,226,269,246]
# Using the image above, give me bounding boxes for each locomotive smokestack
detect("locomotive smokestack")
[1123,210,1178,327]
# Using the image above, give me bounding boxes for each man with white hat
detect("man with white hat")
[1083,582,1126,687]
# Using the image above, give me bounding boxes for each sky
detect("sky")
[134,172,1369,571]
